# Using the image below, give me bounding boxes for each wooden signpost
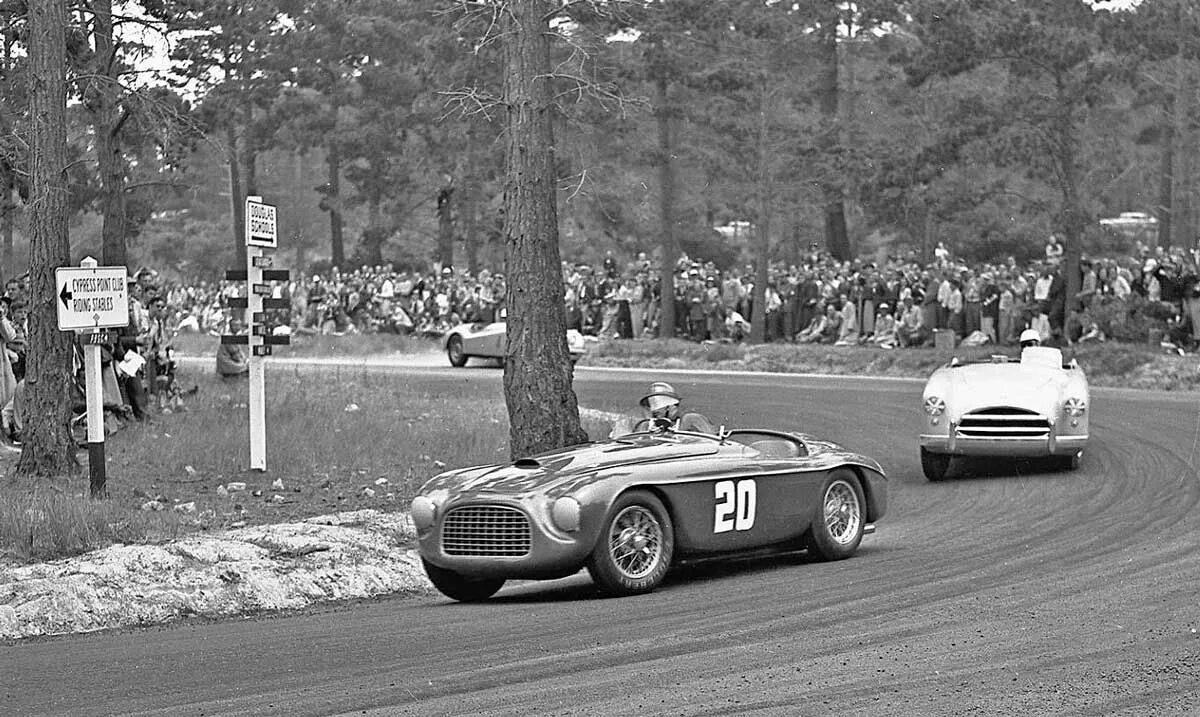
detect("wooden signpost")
[222,196,290,471]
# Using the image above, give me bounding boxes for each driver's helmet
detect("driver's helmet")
[640,381,681,421]
[1019,328,1041,348]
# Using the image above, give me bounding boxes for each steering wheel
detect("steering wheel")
[633,417,674,432]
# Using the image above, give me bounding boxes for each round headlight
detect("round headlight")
[923,396,946,416]
[1064,397,1086,417]
[410,496,437,531]
[550,497,581,532]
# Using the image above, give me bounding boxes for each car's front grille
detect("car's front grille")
[958,407,1050,438]
[442,505,531,557]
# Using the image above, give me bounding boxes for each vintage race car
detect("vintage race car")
[444,320,586,367]
[410,427,887,601]
[919,346,1089,481]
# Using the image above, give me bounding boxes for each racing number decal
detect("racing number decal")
[713,479,757,533]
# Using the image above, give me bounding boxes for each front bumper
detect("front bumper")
[416,497,597,580]
[920,429,1087,457]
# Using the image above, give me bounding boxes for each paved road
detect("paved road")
[4,361,1199,716]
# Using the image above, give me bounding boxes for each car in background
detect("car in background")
[410,426,887,601]
[919,346,1089,481]
[444,320,586,367]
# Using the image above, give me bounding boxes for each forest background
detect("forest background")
[1,0,1198,287]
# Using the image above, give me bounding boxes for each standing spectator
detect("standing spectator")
[1046,234,1064,264]
[980,272,999,343]
[946,279,965,337]
[896,296,927,347]
[834,294,859,346]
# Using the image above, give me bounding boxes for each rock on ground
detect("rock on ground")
[0,510,432,640]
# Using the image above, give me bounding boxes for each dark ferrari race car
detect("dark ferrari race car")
[410,427,887,601]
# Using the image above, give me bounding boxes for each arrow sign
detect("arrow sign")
[55,265,129,331]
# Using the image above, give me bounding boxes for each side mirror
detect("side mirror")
[717,425,730,442]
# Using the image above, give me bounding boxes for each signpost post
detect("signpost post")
[224,195,289,471]
[55,258,129,497]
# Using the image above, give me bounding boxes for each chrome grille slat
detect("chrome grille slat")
[958,407,1050,439]
[442,505,531,557]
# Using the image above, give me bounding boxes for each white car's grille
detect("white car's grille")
[442,505,531,557]
[958,407,1050,438]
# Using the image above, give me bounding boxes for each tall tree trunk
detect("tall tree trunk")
[19,0,79,477]
[436,175,454,269]
[1156,102,1173,249]
[327,142,344,268]
[1,29,10,281]
[501,0,587,459]
[1,168,13,282]
[750,75,771,344]
[226,122,246,267]
[1055,94,1083,329]
[92,0,126,268]
[818,26,851,261]
[1173,56,1195,250]
[361,193,385,266]
[462,122,480,276]
[655,73,678,340]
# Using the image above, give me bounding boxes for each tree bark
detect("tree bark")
[1172,55,1195,250]
[749,74,771,344]
[462,121,480,276]
[436,176,454,269]
[501,0,587,459]
[817,26,851,261]
[91,0,127,268]
[19,0,79,477]
[655,73,678,340]
[1156,101,1173,249]
[226,122,246,267]
[327,141,344,268]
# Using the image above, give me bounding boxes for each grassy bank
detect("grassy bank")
[587,338,1200,391]
[0,366,609,563]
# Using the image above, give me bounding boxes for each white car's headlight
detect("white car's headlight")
[1064,397,1087,417]
[550,497,581,532]
[923,396,946,416]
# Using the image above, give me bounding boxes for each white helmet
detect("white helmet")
[1019,329,1041,347]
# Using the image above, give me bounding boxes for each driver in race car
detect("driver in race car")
[635,381,717,434]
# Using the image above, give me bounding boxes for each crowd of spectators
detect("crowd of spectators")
[0,234,1197,449]
[174,237,1199,355]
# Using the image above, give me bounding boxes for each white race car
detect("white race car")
[444,320,586,368]
[919,346,1089,481]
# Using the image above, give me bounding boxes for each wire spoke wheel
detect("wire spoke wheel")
[587,491,674,596]
[607,506,664,579]
[823,480,862,546]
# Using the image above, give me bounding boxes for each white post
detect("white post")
[246,197,267,471]
[79,256,107,496]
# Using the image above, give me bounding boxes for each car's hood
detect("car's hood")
[420,437,721,496]
[942,364,1068,416]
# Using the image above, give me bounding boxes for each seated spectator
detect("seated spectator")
[896,296,928,347]
[796,303,829,343]
[216,318,250,379]
[868,304,898,349]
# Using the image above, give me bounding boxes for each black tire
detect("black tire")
[921,446,952,482]
[806,470,866,561]
[447,336,467,367]
[586,490,674,596]
[422,559,504,602]
[1059,450,1082,471]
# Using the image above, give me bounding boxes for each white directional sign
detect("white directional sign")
[55,265,129,331]
[246,199,278,248]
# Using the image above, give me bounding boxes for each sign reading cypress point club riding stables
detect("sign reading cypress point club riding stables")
[55,265,130,331]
